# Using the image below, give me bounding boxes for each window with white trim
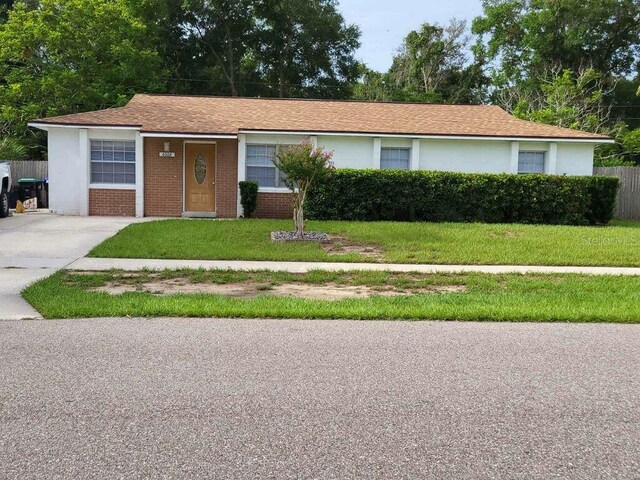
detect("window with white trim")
[380,147,410,170]
[518,151,545,174]
[90,140,136,184]
[246,144,288,188]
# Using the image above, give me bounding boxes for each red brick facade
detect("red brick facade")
[89,189,135,216]
[253,192,293,219]
[143,137,239,218]
[214,139,238,218]
[89,137,289,218]
[144,137,184,217]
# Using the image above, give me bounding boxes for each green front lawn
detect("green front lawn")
[23,269,640,322]
[88,219,640,267]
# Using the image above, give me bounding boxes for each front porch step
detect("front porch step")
[182,211,218,219]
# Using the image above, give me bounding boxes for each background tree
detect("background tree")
[255,0,361,99]
[0,136,26,159]
[125,0,198,95]
[389,20,484,102]
[473,0,640,165]
[177,0,259,96]
[0,0,37,23]
[610,78,640,130]
[0,0,165,157]
[502,68,617,135]
[0,0,14,22]
[472,0,640,83]
[0,0,363,155]
[352,67,395,102]
[620,129,640,164]
[499,67,640,165]
[354,20,487,103]
[134,0,360,98]
[472,0,640,135]
[1,0,638,167]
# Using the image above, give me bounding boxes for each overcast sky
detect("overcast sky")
[338,0,485,72]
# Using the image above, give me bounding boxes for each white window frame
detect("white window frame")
[89,139,136,186]
[518,151,546,174]
[245,144,291,191]
[380,147,411,170]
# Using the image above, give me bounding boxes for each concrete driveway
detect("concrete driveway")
[0,213,145,319]
[1,318,638,479]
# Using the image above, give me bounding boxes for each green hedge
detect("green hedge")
[239,181,259,218]
[306,170,619,225]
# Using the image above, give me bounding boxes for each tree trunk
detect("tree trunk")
[279,49,286,98]
[194,23,237,97]
[294,206,304,239]
[293,189,305,239]
[225,25,238,96]
[279,31,292,98]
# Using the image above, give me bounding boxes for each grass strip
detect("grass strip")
[22,269,640,323]
[88,219,640,267]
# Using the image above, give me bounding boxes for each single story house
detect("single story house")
[29,94,613,218]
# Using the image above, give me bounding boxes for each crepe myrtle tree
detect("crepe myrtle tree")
[272,140,334,238]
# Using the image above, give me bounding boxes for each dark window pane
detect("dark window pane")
[381,147,410,170]
[247,166,276,187]
[247,144,277,166]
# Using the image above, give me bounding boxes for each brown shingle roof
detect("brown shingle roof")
[30,94,611,141]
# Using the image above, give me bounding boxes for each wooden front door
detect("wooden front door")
[185,143,216,212]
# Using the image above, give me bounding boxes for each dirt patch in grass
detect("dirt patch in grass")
[321,236,384,260]
[90,276,465,300]
[487,229,524,238]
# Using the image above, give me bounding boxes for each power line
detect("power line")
[6,65,636,94]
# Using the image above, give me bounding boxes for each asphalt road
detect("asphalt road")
[1,318,639,479]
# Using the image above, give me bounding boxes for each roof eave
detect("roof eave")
[28,122,613,144]
[237,128,613,143]
[28,121,141,131]
[140,131,237,139]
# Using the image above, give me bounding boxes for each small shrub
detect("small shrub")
[306,169,619,225]
[238,181,258,218]
[272,140,334,238]
[586,175,619,225]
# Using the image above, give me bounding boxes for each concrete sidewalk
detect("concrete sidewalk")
[68,257,640,276]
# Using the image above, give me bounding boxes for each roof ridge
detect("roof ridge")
[132,93,501,108]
